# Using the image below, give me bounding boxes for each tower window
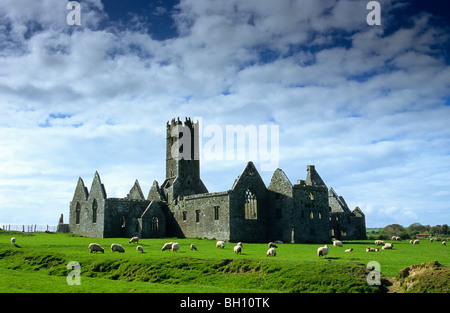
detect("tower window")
[214,206,219,220]
[195,210,200,223]
[244,189,257,220]
[182,211,187,221]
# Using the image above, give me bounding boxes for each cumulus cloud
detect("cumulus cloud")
[0,0,449,227]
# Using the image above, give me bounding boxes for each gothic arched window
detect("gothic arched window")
[244,189,257,220]
[151,216,159,231]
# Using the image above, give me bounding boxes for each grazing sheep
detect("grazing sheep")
[333,240,343,247]
[413,239,420,245]
[10,237,15,245]
[382,244,393,250]
[410,240,414,244]
[392,236,402,241]
[345,248,353,252]
[111,243,125,253]
[442,241,446,246]
[429,238,433,243]
[136,245,144,253]
[129,237,139,244]
[366,247,379,252]
[88,243,104,253]
[162,242,173,251]
[234,245,242,254]
[216,240,225,249]
[171,242,180,252]
[266,247,276,257]
[268,242,278,248]
[317,245,329,257]
[237,242,243,247]
[374,240,385,246]
[190,244,197,251]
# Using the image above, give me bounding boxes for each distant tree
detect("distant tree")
[407,223,426,235]
[382,224,405,237]
[443,224,449,235]
[398,231,410,240]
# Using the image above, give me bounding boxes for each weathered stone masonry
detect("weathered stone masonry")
[62,117,366,243]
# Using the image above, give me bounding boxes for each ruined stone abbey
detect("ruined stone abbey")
[63,118,366,243]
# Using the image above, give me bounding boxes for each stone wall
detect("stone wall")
[171,191,230,240]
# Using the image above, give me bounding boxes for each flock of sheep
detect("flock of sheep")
[10,235,446,258]
[83,236,449,257]
[316,237,447,257]
[85,237,282,257]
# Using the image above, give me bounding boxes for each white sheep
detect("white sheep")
[171,242,180,252]
[410,240,414,244]
[366,247,379,252]
[162,242,173,251]
[237,242,243,247]
[317,245,329,257]
[190,243,197,250]
[136,245,144,253]
[216,240,225,249]
[442,241,446,246]
[382,244,392,250]
[345,248,353,252]
[413,239,420,245]
[266,247,276,257]
[374,240,385,246]
[10,237,15,245]
[129,236,139,244]
[234,245,242,254]
[333,240,343,247]
[111,243,125,253]
[88,243,104,253]
[268,242,278,248]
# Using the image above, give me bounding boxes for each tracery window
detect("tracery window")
[244,189,257,220]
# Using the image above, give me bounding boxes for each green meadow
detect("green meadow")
[0,231,448,293]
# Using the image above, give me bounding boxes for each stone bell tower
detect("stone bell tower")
[163,117,208,202]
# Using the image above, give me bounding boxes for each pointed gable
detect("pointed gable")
[147,180,164,201]
[89,171,107,200]
[72,177,89,201]
[329,187,351,213]
[231,161,266,191]
[268,168,293,196]
[352,206,365,217]
[127,179,145,200]
[305,165,327,188]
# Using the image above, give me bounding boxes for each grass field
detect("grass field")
[0,231,448,293]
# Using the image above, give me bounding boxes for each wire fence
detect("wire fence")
[0,224,57,233]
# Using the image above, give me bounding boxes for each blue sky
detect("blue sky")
[0,0,449,228]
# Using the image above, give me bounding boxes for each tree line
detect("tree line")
[367,223,449,240]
